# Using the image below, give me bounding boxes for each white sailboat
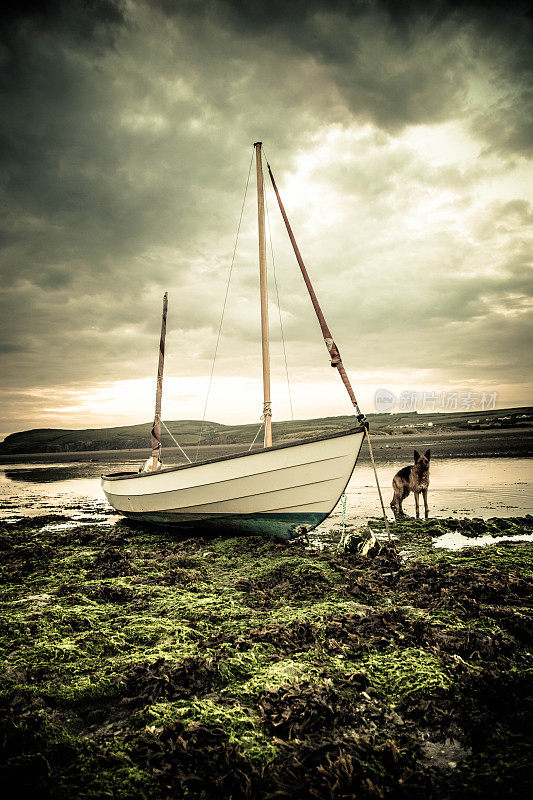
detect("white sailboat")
[101,143,382,540]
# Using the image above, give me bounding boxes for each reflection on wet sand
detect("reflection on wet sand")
[334,457,531,519]
[4,467,91,483]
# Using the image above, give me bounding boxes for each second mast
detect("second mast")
[151,291,168,470]
[254,142,272,447]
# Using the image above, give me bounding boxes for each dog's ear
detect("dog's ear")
[424,449,431,460]
[414,450,421,462]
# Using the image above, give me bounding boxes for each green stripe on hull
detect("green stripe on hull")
[121,511,328,540]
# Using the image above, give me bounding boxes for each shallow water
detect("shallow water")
[311,457,532,545]
[0,456,531,548]
[0,458,137,522]
[433,531,533,550]
[343,456,532,520]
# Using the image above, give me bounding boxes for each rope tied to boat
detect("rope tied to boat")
[247,400,273,451]
[161,420,192,463]
[248,420,265,451]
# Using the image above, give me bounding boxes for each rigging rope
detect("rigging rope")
[248,420,265,451]
[194,149,254,461]
[264,167,294,421]
[161,419,192,463]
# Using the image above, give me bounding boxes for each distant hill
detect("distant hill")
[0,407,531,455]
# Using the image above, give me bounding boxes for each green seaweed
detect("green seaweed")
[146,699,279,767]
[362,646,452,701]
[0,514,531,799]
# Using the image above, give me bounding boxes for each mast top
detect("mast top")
[253,141,262,147]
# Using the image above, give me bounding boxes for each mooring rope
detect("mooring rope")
[194,149,254,461]
[342,492,347,537]
[161,420,192,463]
[364,428,391,540]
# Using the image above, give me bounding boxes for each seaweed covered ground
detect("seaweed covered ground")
[1,514,532,799]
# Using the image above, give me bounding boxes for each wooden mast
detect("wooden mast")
[151,291,168,470]
[254,142,272,448]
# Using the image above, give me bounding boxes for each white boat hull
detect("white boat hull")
[101,427,365,539]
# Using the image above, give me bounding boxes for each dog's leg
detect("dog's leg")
[400,489,410,517]
[414,490,420,519]
[390,495,402,519]
[391,477,399,518]
[422,489,429,519]
[398,487,409,517]
[391,476,407,518]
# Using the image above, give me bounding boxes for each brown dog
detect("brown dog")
[390,450,431,519]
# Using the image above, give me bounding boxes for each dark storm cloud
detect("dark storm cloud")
[0,1,242,312]
[0,0,531,434]
[165,0,531,32]
[165,0,533,150]
[0,0,125,44]
[0,0,132,289]
[0,0,334,311]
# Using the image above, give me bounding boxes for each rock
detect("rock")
[339,525,381,557]
[294,525,311,537]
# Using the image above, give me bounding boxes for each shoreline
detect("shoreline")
[0,428,531,466]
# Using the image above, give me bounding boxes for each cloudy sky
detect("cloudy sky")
[1,0,532,438]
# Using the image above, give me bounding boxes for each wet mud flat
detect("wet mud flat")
[0,515,532,799]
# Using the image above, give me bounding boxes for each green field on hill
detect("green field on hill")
[0,407,531,455]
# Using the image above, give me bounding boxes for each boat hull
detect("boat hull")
[101,428,364,539]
